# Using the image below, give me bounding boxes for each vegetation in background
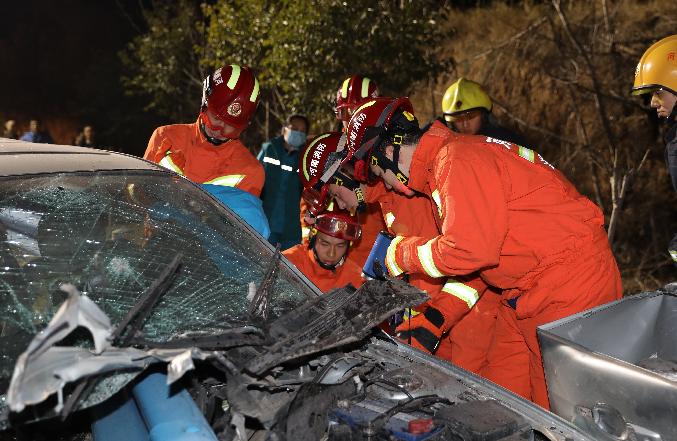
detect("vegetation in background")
[121,0,677,292]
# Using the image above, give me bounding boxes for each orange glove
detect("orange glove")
[395,307,446,354]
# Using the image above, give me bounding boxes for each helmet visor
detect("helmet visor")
[315,216,362,241]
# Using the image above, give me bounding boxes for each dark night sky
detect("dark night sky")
[0,0,159,155]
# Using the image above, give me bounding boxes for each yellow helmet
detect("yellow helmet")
[442,78,493,115]
[632,34,677,96]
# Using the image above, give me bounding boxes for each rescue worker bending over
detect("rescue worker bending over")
[144,64,264,197]
[283,207,364,293]
[319,75,385,268]
[301,132,499,374]
[632,35,677,265]
[304,97,622,409]
[441,78,529,148]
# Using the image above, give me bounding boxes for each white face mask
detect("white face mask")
[284,129,307,149]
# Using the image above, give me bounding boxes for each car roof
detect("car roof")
[0,138,165,176]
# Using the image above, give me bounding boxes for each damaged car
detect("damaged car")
[0,139,598,440]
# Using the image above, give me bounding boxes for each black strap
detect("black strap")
[398,327,439,353]
[423,307,444,329]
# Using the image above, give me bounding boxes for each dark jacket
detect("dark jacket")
[257,136,302,249]
[664,121,677,193]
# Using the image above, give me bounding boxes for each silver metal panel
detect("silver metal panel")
[538,291,677,440]
[0,138,162,176]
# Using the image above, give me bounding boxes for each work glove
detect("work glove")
[362,231,394,280]
[395,307,445,354]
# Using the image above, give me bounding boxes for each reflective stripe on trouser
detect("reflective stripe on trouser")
[159,154,184,175]
[442,279,479,308]
[204,175,246,187]
[416,239,445,278]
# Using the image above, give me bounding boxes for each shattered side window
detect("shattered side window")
[0,171,313,382]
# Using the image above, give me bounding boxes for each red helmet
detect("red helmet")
[314,208,361,241]
[344,97,415,182]
[335,75,380,122]
[299,132,346,215]
[200,64,260,138]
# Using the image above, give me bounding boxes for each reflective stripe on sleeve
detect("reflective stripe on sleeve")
[263,156,280,166]
[442,278,479,309]
[281,165,294,172]
[204,175,246,187]
[385,212,396,228]
[518,146,535,162]
[670,250,677,263]
[431,189,442,219]
[385,236,405,277]
[159,153,184,175]
[417,238,445,278]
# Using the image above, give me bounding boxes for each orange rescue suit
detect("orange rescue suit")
[144,119,265,197]
[366,182,499,374]
[282,244,364,293]
[385,121,622,408]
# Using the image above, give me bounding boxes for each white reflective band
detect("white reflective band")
[385,212,396,228]
[518,146,535,162]
[670,250,677,263]
[159,154,184,175]
[263,156,280,166]
[385,236,405,277]
[417,239,445,278]
[281,165,294,172]
[361,77,371,97]
[431,190,442,218]
[227,64,241,89]
[204,174,245,187]
[442,279,479,309]
[250,77,260,102]
[341,77,350,98]
[302,227,311,238]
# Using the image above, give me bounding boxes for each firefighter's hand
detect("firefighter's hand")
[395,311,443,354]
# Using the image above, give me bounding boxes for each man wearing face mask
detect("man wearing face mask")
[144,64,264,197]
[257,114,310,249]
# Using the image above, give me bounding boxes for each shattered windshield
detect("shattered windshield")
[0,171,314,385]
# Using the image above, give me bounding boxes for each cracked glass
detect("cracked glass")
[0,170,315,388]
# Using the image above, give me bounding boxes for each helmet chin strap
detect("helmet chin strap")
[370,144,409,187]
[199,120,230,146]
[332,171,367,213]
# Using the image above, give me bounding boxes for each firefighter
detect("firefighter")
[283,207,364,293]
[441,78,528,147]
[632,34,677,265]
[144,64,264,197]
[301,76,385,268]
[306,97,622,409]
[301,131,499,374]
